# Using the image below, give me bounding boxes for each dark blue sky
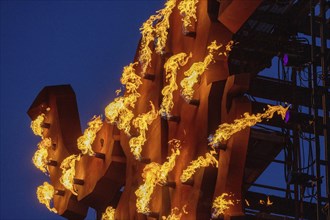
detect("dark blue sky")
[0,1,163,219]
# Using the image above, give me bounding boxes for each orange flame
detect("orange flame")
[31,113,46,137]
[178,0,198,30]
[77,115,103,156]
[209,105,289,147]
[129,102,158,160]
[180,149,218,183]
[180,41,222,101]
[101,206,115,220]
[59,154,81,195]
[162,205,188,220]
[139,0,177,74]
[105,62,141,136]
[212,193,235,218]
[160,52,192,117]
[135,139,181,214]
[260,196,273,206]
[32,138,52,173]
[36,182,57,213]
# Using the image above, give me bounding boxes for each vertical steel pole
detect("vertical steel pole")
[319,0,330,218]
[310,1,322,219]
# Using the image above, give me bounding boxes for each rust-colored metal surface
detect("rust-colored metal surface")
[27,1,288,220]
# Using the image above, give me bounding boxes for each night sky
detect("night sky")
[1,1,163,219]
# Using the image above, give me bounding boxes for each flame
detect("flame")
[162,205,188,220]
[77,115,103,156]
[129,102,158,160]
[135,139,181,214]
[160,53,192,117]
[105,63,141,136]
[36,182,57,213]
[59,154,81,195]
[212,193,235,218]
[219,40,234,57]
[32,138,52,173]
[260,196,273,206]
[139,0,177,74]
[178,0,198,30]
[31,113,46,137]
[101,206,115,220]
[245,199,250,207]
[209,105,289,147]
[180,149,218,183]
[180,41,222,101]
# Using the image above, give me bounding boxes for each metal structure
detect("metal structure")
[28,0,329,219]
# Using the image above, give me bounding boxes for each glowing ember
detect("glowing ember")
[260,196,273,206]
[245,199,250,207]
[31,113,46,137]
[135,139,181,214]
[180,41,222,101]
[209,105,288,147]
[101,206,115,220]
[160,52,192,117]
[178,0,199,30]
[36,182,57,213]
[180,149,218,183]
[32,138,52,173]
[77,115,103,156]
[221,40,234,57]
[105,63,141,136]
[60,154,81,195]
[139,0,177,74]
[212,193,235,218]
[162,205,188,220]
[129,102,158,160]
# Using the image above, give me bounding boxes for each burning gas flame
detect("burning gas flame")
[36,182,57,213]
[180,41,222,101]
[260,196,273,206]
[129,102,158,160]
[212,193,235,218]
[77,115,103,156]
[60,154,81,195]
[160,52,192,117]
[209,105,289,147]
[162,205,188,220]
[105,62,141,136]
[180,149,218,183]
[135,139,181,214]
[139,0,177,74]
[101,206,115,220]
[178,0,198,30]
[32,138,52,173]
[31,113,46,137]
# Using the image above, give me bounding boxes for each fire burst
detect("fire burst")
[212,193,235,218]
[32,137,52,173]
[160,52,191,117]
[178,0,199,30]
[162,205,188,220]
[180,149,218,183]
[31,113,46,137]
[139,0,177,74]
[77,116,103,156]
[101,206,115,220]
[36,182,57,213]
[129,102,158,160]
[105,62,141,136]
[135,139,181,214]
[209,105,289,147]
[60,154,81,195]
[180,41,222,101]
